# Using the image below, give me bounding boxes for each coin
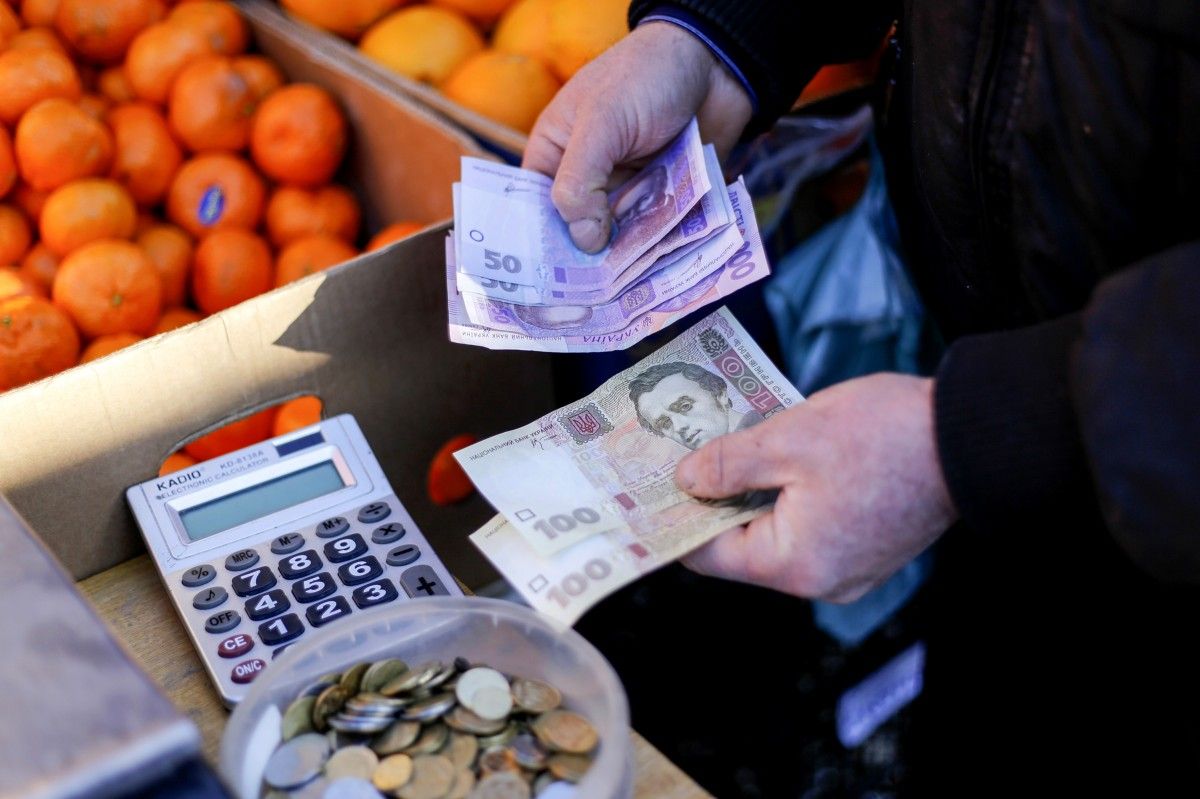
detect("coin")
[455,668,508,708]
[465,686,513,722]
[510,734,548,771]
[325,745,380,781]
[264,733,330,790]
[371,720,422,755]
[397,754,456,799]
[545,753,591,783]
[400,692,457,723]
[476,723,518,751]
[328,713,394,735]
[340,662,371,695]
[446,768,476,799]
[382,661,442,695]
[347,693,409,714]
[313,685,352,732]
[403,722,449,756]
[302,673,343,698]
[445,706,507,736]
[423,663,459,692]
[477,746,518,777]
[531,711,597,755]
[362,658,409,694]
[322,777,381,799]
[467,772,530,799]
[283,695,317,741]
[448,733,479,771]
[532,781,577,799]
[510,679,561,715]
[372,753,414,793]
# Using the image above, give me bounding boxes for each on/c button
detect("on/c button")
[231,658,267,684]
[218,632,254,659]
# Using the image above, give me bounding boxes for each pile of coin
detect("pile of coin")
[261,656,599,799]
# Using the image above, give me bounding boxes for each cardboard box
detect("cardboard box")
[243,0,529,158]
[0,7,555,587]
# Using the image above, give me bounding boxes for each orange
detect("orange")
[167,1,248,56]
[0,295,80,390]
[0,4,19,47]
[158,450,197,477]
[0,266,44,301]
[492,0,554,65]
[15,98,115,191]
[0,128,15,199]
[41,179,137,256]
[366,220,424,251]
[125,21,213,104]
[265,185,361,247]
[441,50,560,133]
[427,433,477,505]
[275,234,357,286]
[19,242,60,294]
[97,66,138,103]
[272,395,322,436]
[20,0,62,29]
[78,92,113,120]
[280,0,404,40]
[432,0,517,25]
[79,331,142,363]
[107,102,183,206]
[168,54,258,152]
[136,223,191,307]
[0,47,82,125]
[6,26,69,53]
[166,153,265,236]
[359,6,483,85]
[11,184,49,223]
[190,227,272,314]
[0,204,31,264]
[250,84,347,187]
[183,406,276,461]
[53,238,161,337]
[233,55,284,100]
[152,304,201,334]
[55,0,166,64]
[546,0,627,81]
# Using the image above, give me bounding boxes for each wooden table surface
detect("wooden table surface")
[78,555,711,799]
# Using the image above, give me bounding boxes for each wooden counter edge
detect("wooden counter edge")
[78,555,713,799]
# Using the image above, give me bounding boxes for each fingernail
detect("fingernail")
[569,217,609,253]
[675,454,696,490]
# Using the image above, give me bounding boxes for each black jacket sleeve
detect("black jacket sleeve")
[628,1,893,133]
[934,243,1200,583]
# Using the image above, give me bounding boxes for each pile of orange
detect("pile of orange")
[0,1,428,395]
[280,0,630,135]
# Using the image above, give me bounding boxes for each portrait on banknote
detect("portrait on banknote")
[629,361,765,451]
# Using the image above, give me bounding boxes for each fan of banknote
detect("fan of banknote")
[446,120,771,353]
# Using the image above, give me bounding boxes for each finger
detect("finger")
[522,111,568,178]
[675,417,795,499]
[550,112,623,253]
[681,524,752,580]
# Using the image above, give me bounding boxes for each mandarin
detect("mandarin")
[546,0,627,81]
[250,84,347,187]
[136,223,191,307]
[272,395,322,436]
[54,0,166,64]
[53,238,161,337]
[265,185,361,247]
[16,98,115,191]
[366,220,424,251]
[166,153,265,236]
[184,406,276,461]
[6,26,68,53]
[0,266,43,301]
[169,54,258,153]
[40,178,137,256]
[97,66,137,103]
[441,50,560,133]
[19,0,61,29]
[152,305,201,334]
[275,234,357,287]
[19,242,59,294]
[79,331,142,363]
[158,450,197,477]
[0,295,80,390]
[190,227,272,314]
[107,102,184,206]
[359,6,483,85]
[167,1,248,56]
[0,204,31,264]
[11,183,49,223]
[125,20,213,104]
[0,128,15,198]
[78,92,114,120]
[431,0,517,25]
[280,0,404,40]
[492,0,554,65]
[233,55,284,100]
[0,4,18,46]
[0,47,81,125]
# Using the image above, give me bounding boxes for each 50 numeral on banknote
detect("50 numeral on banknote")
[483,249,522,274]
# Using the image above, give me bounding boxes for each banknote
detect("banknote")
[455,143,733,307]
[447,180,771,352]
[455,119,711,293]
[456,307,802,558]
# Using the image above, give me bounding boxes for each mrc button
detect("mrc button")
[316,516,349,538]
[224,548,260,572]
[204,609,240,634]
[217,632,254,659]
[231,658,267,685]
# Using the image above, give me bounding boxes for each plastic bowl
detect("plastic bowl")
[219,596,633,798]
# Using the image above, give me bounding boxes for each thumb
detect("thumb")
[549,114,622,253]
[675,422,792,499]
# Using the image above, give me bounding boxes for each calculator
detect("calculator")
[126,414,462,706]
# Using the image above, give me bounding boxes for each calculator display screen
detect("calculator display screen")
[179,461,345,540]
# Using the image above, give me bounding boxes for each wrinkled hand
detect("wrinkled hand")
[523,21,752,253]
[676,374,958,603]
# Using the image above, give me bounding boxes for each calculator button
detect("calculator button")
[205,609,241,634]
[278,550,322,580]
[386,544,421,567]
[291,572,336,603]
[192,586,227,610]
[181,564,216,587]
[258,614,305,647]
[305,596,352,627]
[217,632,253,659]
[357,502,391,524]
[270,532,305,555]
[371,523,406,545]
[224,548,260,572]
[231,658,267,685]
[316,516,349,538]
[231,566,277,597]
[338,556,383,587]
[244,588,290,621]
[272,645,294,660]
[352,579,399,609]
[324,533,367,564]
[399,565,449,598]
